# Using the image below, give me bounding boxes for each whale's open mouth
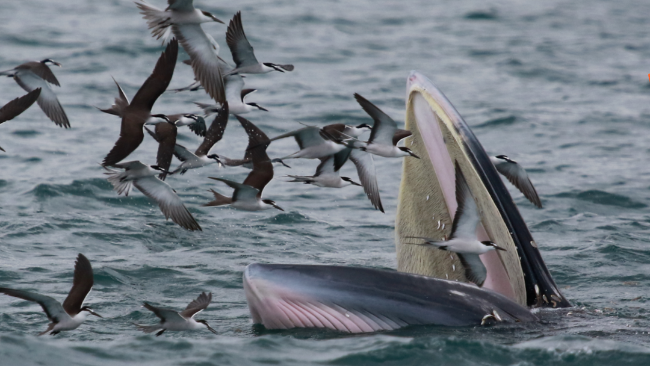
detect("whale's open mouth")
[242,71,569,333]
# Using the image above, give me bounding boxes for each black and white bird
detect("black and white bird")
[0,254,101,336]
[353,93,419,159]
[195,73,267,116]
[407,163,506,287]
[490,155,542,208]
[171,103,229,174]
[224,12,294,75]
[205,115,283,211]
[287,155,361,188]
[102,40,178,167]
[0,59,69,128]
[99,77,207,137]
[271,124,352,165]
[104,161,202,231]
[0,88,41,152]
[135,292,217,336]
[137,0,226,103]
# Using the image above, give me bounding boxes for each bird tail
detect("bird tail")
[203,189,232,207]
[103,166,133,196]
[135,1,173,43]
[133,323,162,334]
[38,323,55,336]
[194,102,220,116]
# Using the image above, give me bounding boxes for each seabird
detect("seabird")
[195,73,267,116]
[0,88,41,151]
[102,39,178,167]
[0,59,69,128]
[171,103,228,174]
[104,160,202,231]
[136,0,226,103]
[135,292,217,336]
[135,0,224,42]
[287,155,362,188]
[224,11,294,75]
[270,124,352,165]
[99,77,206,137]
[0,254,101,336]
[407,163,505,287]
[205,115,283,211]
[490,155,542,208]
[353,93,419,159]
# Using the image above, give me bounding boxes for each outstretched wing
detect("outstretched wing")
[492,157,542,208]
[450,163,480,241]
[0,88,41,124]
[349,149,383,212]
[143,302,185,323]
[0,288,66,323]
[226,11,259,68]
[134,176,202,231]
[180,292,212,318]
[354,93,397,146]
[62,253,94,315]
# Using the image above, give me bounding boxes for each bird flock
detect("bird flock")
[0,0,545,336]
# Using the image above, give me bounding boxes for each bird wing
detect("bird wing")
[332,147,352,172]
[167,0,194,10]
[225,74,245,103]
[173,24,226,103]
[314,155,337,177]
[450,163,480,241]
[179,292,212,318]
[226,11,259,68]
[354,93,397,146]
[187,116,207,137]
[270,127,323,150]
[173,144,197,162]
[17,62,60,86]
[392,129,412,145]
[0,88,41,124]
[113,160,149,170]
[143,302,185,323]
[349,149,383,212]
[236,115,273,191]
[492,157,542,208]
[102,114,145,166]
[14,73,69,128]
[321,124,346,141]
[211,177,260,202]
[134,176,202,231]
[130,39,178,112]
[195,102,229,156]
[458,253,488,287]
[153,123,178,180]
[62,253,94,316]
[0,288,67,323]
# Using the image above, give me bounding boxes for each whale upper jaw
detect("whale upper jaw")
[243,263,538,333]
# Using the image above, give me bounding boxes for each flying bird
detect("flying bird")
[270,124,352,166]
[490,155,542,208]
[104,160,202,231]
[135,0,224,43]
[195,73,267,116]
[287,154,362,188]
[135,292,217,336]
[0,59,69,128]
[0,254,101,336]
[171,103,229,174]
[0,88,41,151]
[353,93,419,159]
[407,163,506,287]
[205,115,283,211]
[102,39,178,166]
[224,11,294,75]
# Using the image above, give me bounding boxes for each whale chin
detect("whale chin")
[243,71,569,333]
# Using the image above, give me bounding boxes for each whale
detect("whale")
[243,71,570,333]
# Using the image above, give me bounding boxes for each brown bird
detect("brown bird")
[205,115,283,211]
[0,59,69,128]
[0,88,41,151]
[102,39,178,166]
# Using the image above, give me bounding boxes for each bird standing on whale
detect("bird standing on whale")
[0,254,102,335]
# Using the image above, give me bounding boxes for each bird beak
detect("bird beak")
[273,204,285,211]
[88,310,103,318]
[350,181,362,186]
[206,324,218,334]
[494,245,507,251]
[271,158,291,168]
[410,152,421,159]
[258,106,269,112]
[53,61,62,67]
[211,15,225,24]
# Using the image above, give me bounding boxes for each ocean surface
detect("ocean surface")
[1,0,650,364]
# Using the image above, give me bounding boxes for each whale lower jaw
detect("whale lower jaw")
[243,263,538,333]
